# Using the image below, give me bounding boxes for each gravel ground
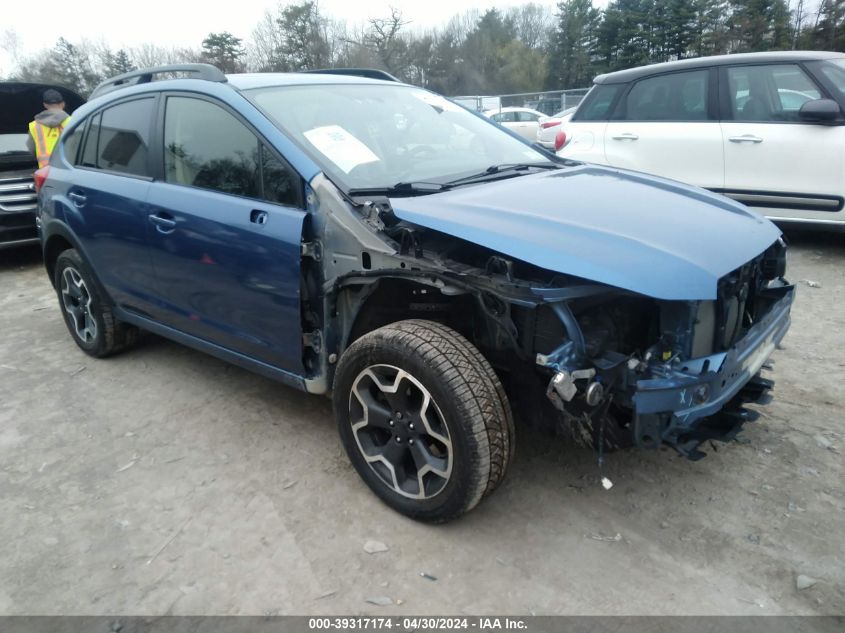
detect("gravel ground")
[0,233,843,616]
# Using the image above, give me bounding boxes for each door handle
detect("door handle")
[250,209,268,225]
[148,212,177,234]
[611,133,639,140]
[728,135,763,143]
[68,191,87,206]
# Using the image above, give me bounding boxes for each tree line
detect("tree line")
[2,0,843,98]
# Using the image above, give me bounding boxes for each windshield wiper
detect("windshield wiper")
[347,181,453,197]
[345,164,561,198]
[446,162,561,185]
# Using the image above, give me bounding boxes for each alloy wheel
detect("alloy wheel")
[349,364,452,499]
[60,267,98,343]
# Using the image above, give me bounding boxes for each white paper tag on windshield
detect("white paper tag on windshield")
[303,125,379,173]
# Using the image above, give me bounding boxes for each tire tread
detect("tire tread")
[335,319,514,522]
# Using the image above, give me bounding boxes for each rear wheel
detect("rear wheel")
[333,319,514,522]
[54,249,137,357]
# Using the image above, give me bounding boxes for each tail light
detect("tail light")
[541,120,561,129]
[554,131,568,152]
[33,167,50,193]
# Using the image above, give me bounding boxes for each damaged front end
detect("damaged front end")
[315,161,795,461]
[380,164,796,458]
[533,240,794,460]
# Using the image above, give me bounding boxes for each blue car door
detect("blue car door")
[146,94,306,373]
[54,97,160,315]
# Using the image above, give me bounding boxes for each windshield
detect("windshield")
[0,133,30,155]
[245,83,551,191]
[812,58,845,101]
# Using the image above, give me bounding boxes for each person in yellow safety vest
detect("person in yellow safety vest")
[26,89,71,169]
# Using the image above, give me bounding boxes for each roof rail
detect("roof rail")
[90,63,227,99]
[303,68,400,82]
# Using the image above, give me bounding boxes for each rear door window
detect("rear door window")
[491,111,517,123]
[517,111,540,122]
[77,99,154,176]
[621,70,709,121]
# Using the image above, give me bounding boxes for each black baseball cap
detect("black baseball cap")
[42,89,64,104]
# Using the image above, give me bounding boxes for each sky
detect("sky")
[0,0,565,76]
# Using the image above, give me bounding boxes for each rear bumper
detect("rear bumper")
[633,284,794,457]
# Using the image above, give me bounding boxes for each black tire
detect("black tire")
[54,248,138,358]
[333,319,514,522]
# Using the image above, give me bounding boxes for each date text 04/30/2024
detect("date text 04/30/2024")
[307,618,528,630]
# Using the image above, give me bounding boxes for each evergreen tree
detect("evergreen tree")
[728,0,791,51]
[547,0,601,88]
[101,48,136,77]
[811,0,845,51]
[52,38,101,95]
[201,32,245,73]
[691,0,732,56]
[276,1,331,71]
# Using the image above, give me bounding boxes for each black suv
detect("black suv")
[0,82,83,249]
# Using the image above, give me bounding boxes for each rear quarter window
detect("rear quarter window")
[62,124,83,164]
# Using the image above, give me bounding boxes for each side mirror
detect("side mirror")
[799,98,841,123]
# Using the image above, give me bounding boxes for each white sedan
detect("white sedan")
[483,107,546,142]
[536,107,577,149]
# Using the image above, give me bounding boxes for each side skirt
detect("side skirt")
[115,308,308,392]
[709,188,844,213]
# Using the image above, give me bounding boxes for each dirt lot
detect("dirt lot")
[1,234,843,616]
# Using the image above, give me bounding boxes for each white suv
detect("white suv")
[559,51,845,228]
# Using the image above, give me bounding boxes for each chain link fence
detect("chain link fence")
[451,88,591,115]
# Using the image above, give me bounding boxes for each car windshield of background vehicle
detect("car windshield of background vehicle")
[0,133,30,155]
[245,84,550,191]
[811,58,845,101]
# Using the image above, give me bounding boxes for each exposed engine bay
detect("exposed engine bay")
[307,182,794,461]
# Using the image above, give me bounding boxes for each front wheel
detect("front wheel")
[333,320,514,522]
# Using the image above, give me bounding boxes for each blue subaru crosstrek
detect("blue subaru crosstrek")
[36,64,794,522]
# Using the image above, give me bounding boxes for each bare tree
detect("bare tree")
[363,6,411,73]
[249,7,286,71]
[506,3,555,50]
[127,43,202,69]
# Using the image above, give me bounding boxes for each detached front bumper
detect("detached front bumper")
[633,284,794,458]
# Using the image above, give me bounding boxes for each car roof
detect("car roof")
[88,66,409,103]
[594,50,845,85]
